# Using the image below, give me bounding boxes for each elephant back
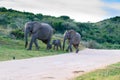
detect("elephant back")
[37,23,53,40]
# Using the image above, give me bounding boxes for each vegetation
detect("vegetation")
[0,7,120,50]
[0,7,119,79]
[0,35,65,61]
[74,62,120,80]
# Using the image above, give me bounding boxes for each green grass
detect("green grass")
[0,36,65,61]
[74,62,120,80]
[0,35,84,61]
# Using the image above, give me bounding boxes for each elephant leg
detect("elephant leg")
[74,44,79,53]
[66,43,72,52]
[76,45,79,53]
[34,39,40,50]
[57,45,58,50]
[70,45,73,52]
[66,41,73,52]
[46,40,51,50]
[28,37,35,50]
[76,49,79,53]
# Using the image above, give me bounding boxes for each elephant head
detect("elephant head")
[24,21,40,48]
[63,30,76,51]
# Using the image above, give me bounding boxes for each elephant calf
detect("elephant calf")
[52,39,62,50]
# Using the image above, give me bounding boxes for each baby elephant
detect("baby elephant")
[52,39,62,50]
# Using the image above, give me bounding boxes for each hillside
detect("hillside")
[0,7,120,49]
[95,16,120,44]
[0,7,74,33]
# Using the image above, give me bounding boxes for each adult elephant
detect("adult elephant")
[63,30,81,53]
[24,21,53,50]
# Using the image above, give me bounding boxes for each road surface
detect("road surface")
[0,49,120,80]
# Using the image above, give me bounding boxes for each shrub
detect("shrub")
[10,29,24,39]
[81,40,104,49]
[103,43,120,49]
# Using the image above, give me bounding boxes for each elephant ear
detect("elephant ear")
[32,22,41,33]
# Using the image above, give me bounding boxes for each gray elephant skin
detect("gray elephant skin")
[52,39,62,50]
[63,30,81,53]
[24,21,53,50]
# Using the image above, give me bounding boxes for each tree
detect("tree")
[59,15,70,20]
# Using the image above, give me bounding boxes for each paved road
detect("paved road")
[0,49,120,80]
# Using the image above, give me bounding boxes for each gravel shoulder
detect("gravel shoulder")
[0,49,120,80]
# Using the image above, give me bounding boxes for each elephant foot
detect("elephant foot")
[76,50,79,53]
[70,49,73,52]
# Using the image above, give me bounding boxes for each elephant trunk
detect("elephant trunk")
[63,38,66,50]
[24,29,29,48]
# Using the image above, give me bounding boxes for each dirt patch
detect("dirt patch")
[42,77,55,79]
[73,70,84,74]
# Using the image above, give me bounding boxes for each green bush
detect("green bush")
[10,29,24,39]
[103,43,120,49]
[81,40,104,49]
[0,7,120,49]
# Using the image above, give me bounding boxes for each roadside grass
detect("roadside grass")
[74,62,120,80]
[0,34,84,61]
[0,36,65,61]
